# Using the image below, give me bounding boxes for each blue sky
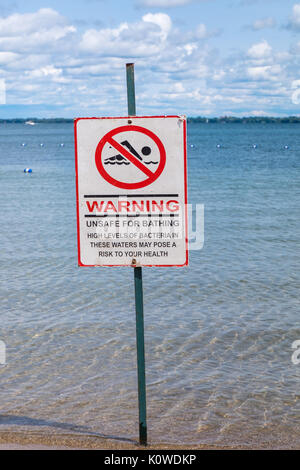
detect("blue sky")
[0,0,300,117]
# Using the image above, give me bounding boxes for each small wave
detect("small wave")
[104,160,158,165]
[104,161,130,165]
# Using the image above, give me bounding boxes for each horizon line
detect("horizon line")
[1,116,300,122]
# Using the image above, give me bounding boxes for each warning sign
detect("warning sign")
[74,116,188,267]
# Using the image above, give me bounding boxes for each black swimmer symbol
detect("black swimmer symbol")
[104,140,158,165]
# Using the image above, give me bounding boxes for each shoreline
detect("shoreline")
[0,431,294,450]
[1,116,300,124]
[0,431,249,450]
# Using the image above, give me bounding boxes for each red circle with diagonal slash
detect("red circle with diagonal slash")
[95,125,166,190]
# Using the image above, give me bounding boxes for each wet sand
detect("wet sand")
[0,431,245,450]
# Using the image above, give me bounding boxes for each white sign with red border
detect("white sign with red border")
[74,116,188,267]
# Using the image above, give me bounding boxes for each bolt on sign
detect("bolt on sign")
[74,116,188,267]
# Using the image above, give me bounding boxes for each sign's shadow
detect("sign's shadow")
[0,414,136,444]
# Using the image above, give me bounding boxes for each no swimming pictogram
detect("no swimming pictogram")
[95,125,166,190]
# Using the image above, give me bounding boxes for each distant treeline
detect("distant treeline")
[1,116,300,124]
[0,118,74,123]
[187,116,300,124]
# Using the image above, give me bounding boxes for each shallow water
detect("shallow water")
[0,122,299,447]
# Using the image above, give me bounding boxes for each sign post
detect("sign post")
[74,63,188,447]
[126,63,147,446]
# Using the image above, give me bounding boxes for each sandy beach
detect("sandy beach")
[0,431,250,450]
[0,431,291,450]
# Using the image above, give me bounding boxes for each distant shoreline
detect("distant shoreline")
[1,116,300,124]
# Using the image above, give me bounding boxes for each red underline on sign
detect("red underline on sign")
[107,137,155,178]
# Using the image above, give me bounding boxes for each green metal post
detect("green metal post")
[134,266,147,446]
[126,63,147,446]
[126,63,136,116]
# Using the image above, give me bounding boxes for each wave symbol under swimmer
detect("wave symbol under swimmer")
[104,140,159,166]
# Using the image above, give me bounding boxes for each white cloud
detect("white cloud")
[80,24,160,57]
[247,64,281,80]
[80,14,172,56]
[195,23,208,39]
[249,110,269,116]
[142,13,172,40]
[0,8,76,52]
[0,52,19,65]
[287,3,300,30]
[251,17,276,31]
[290,40,300,54]
[26,65,63,79]
[0,79,5,105]
[247,40,272,59]
[137,0,204,6]
[291,80,300,104]
[183,43,197,55]
[212,69,225,80]
[0,8,67,35]
[170,82,185,92]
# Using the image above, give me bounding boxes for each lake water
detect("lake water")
[0,121,299,448]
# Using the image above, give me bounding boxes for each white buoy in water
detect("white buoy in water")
[284,145,289,149]
[21,143,26,147]
[40,143,44,147]
[216,144,221,148]
[24,168,32,173]
[253,144,257,149]
[60,143,65,147]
